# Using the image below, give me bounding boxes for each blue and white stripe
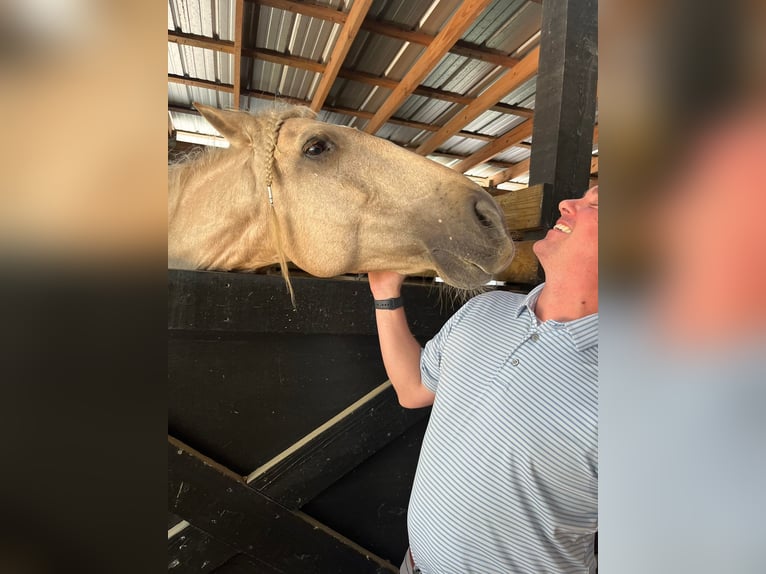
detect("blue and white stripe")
[409,284,598,574]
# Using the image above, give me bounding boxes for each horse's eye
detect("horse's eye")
[302,139,330,158]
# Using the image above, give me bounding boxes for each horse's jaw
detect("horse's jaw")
[429,243,516,290]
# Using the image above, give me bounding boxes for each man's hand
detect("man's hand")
[368,271,405,300]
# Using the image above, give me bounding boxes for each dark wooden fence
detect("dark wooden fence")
[168,269,469,572]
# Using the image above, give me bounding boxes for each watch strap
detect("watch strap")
[374,297,404,310]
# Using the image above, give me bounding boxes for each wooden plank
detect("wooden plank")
[494,240,539,285]
[415,45,540,155]
[364,0,495,135]
[168,436,397,573]
[255,3,523,69]
[241,46,326,73]
[490,158,530,185]
[493,184,544,231]
[528,0,598,229]
[335,70,534,118]
[451,120,534,172]
[247,382,429,508]
[590,155,599,175]
[452,40,520,68]
[168,74,235,93]
[169,332,392,474]
[255,0,348,24]
[168,520,236,573]
[167,270,455,337]
[310,0,373,111]
[300,416,429,565]
[168,31,237,54]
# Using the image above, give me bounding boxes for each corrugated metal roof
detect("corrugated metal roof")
[168,0,598,188]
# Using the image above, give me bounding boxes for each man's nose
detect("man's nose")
[559,198,575,214]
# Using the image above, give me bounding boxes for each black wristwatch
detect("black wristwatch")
[374,297,404,310]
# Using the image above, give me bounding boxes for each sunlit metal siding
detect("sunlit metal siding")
[398,94,453,124]
[464,110,526,135]
[474,0,541,54]
[376,124,427,146]
[439,135,482,156]
[500,76,537,106]
[462,0,527,44]
[493,147,531,164]
[168,0,234,39]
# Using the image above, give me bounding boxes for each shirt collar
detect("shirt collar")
[515,282,599,351]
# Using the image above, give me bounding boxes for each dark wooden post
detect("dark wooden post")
[528,0,598,235]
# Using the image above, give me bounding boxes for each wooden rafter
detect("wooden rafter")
[168,30,236,53]
[168,74,235,93]
[416,45,540,155]
[168,32,535,120]
[241,46,326,73]
[490,158,531,186]
[364,0,495,135]
[255,0,524,70]
[488,124,599,185]
[255,0,348,24]
[451,120,534,173]
[310,0,373,111]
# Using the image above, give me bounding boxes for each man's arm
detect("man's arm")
[368,271,435,409]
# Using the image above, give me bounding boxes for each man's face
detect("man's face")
[533,186,599,277]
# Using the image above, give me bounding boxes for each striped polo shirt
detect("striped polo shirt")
[408,284,598,574]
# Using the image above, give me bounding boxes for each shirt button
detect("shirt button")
[511,358,520,366]
[530,333,539,342]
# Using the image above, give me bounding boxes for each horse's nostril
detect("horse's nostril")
[474,200,496,229]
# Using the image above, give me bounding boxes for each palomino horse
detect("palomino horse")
[169,104,514,298]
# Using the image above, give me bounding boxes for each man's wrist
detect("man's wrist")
[374,296,404,310]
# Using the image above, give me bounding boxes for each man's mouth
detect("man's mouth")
[553,223,572,234]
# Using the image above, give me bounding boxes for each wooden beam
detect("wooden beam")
[168,270,453,337]
[364,0,495,135]
[233,0,245,110]
[493,184,544,231]
[168,74,235,93]
[490,158,530,185]
[168,521,235,572]
[310,0,373,111]
[489,124,597,185]
[336,67,396,89]
[452,40,520,68]
[241,46,326,73]
[359,15,432,44]
[323,104,494,141]
[415,45,540,154]
[168,30,236,53]
[169,436,397,573]
[528,0,597,231]
[247,382,429,508]
[255,0,523,69]
[451,120,534,172]
[423,150,515,169]
[255,0,348,24]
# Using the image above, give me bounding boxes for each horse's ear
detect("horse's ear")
[194,103,250,147]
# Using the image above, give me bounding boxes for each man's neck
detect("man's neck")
[534,278,598,323]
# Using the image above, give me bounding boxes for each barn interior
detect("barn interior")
[168,0,598,572]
